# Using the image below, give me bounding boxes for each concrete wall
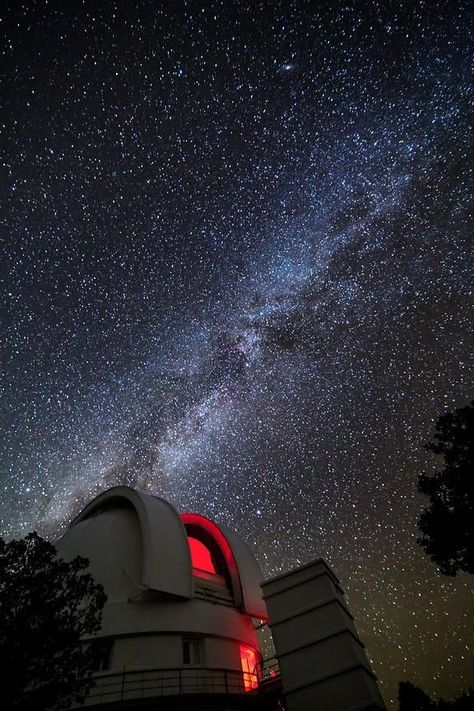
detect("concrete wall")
[106,633,250,672]
[112,636,182,669]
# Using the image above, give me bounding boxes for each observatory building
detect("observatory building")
[56,486,385,711]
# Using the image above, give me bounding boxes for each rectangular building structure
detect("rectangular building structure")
[262,559,386,711]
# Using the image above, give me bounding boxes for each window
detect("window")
[240,645,259,691]
[91,639,114,672]
[183,638,203,665]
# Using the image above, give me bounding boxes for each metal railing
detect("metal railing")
[84,667,259,705]
[257,657,281,683]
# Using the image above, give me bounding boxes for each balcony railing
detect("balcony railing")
[257,657,280,683]
[83,667,260,706]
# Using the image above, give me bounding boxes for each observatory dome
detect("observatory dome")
[55,486,267,707]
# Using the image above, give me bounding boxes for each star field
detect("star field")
[1,1,473,707]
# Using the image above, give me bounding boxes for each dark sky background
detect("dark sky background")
[2,0,473,706]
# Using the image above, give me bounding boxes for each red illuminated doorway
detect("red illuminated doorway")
[239,644,259,691]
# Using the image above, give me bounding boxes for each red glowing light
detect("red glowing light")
[239,644,259,692]
[180,512,239,582]
[187,536,216,574]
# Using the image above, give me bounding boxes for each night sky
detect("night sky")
[2,0,473,706]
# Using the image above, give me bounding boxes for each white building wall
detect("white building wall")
[262,559,386,711]
[112,636,183,669]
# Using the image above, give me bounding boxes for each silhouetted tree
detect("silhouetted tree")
[418,400,474,575]
[0,532,107,711]
[399,682,434,711]
[439,690,474,710]
[399,683,474,711]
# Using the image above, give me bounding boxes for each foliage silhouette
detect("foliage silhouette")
[399,682,434,711]
[418,400,474,575]
[0,532,107,711]
[399,682,474,711]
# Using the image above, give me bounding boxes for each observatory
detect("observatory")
[56,486,385,711]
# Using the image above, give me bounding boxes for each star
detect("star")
[1,1,472,707]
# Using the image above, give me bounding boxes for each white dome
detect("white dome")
[56,486,267,618]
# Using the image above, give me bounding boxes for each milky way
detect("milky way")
[2,1,473,706]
